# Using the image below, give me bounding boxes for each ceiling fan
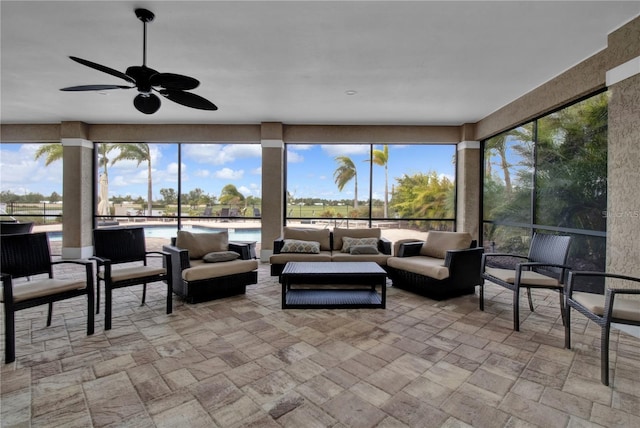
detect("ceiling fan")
[60,8,217,114]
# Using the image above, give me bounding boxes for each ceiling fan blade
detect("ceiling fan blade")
[133,93,161,114]
[69,56,136,84]
[159,89,218,111]
[150,73,199,90]
[60,84,134,91]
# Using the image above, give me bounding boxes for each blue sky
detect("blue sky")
[0,143,455,201]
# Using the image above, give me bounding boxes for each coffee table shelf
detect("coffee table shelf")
[281,262,386,309]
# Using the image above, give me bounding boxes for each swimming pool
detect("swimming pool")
[48,225,262,242]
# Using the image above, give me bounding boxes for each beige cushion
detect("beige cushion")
[99,266,166,282]
[387,256,449,280]
[176,230,229,259]
[2,278,87,303]
[203,251,240,263]
[421,231,472,258]
[183,259,258,282]
[484,267,560,287]
[331,252,390,265]
[341,237,379,253]
[283,227,331,251]
[280,239,320,254]
[270,251,332,264]
[333,227,381,251]
[572,292,640,322]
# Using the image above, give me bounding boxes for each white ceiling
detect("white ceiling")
[1,1,639,126]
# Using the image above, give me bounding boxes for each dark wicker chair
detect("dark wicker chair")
[92,227,172,330]
[564,271,640,386]
[0,221,34,235]
[480,233,572,331]
[1,232,94,363]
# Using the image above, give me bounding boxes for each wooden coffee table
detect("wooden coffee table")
[281,261,387,309]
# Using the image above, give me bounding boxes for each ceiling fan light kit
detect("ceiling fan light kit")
[60,8,217,114]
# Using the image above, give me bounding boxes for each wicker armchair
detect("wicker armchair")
[565,271,640,385]
[1,232,94,363]
[93,227,172,330]
[0,221,34,235]
[480,233,572,331]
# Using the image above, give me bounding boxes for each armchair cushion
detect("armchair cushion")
[571,292,640,322]
[176,230,229,259]
[98,266,166,282]
[283,227,331,251]
[3,278,87,303]
[280,239,321,254]
[333,227,381,251]
[203,251,240,263]
[350,245,379,255]
[484,267,560,287]
[182,259,259,282]
[341,236,380,253]
[421,231,472,258]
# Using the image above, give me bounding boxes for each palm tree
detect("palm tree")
[34,143,63,165]
[371,145,389,217]
[334,156,358,209]
[110,143,153,215]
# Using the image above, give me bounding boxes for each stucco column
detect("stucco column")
[260,122,285,262]
[61,122,94,259]
[456,141,480,240]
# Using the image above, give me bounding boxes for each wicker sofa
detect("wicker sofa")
[163,230,259,303]
[270,227,392,277]
[386,231,483,300]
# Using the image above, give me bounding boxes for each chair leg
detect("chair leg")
[87,289,95,336]
[527,287,534,312]
[558,290,566,327]
[601,321,612,386]
[479,283,484,311]
[513,287,520,331]
[166,282,173,314]
[96,280,101,314]
[141,283,147,307]
[564,305,572,349]
[46,302,53,326]
[105,286,112,331]
[4,305,15,363]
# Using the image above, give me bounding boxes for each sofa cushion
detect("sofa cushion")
[280,239,320,254]
[270,251,332,264]
[420,231,472,258]
[283,227,331,251]
[176,230,229,259]
[333,227,381,251]
[341,236,379,253]
[331,252,391,265]
[203,250,240,263]
[388,256,450,280]
[183,259,258,282]
[350,245,379,255]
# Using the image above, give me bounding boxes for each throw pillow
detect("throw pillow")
[203,251,240,263]
[420,231,472,259]
[176,230,229,259]
[341,236,379,253]
[350,245,379,255]
[280,239,320,254]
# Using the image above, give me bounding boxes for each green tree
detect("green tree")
[159,188,177,205]
[33,143,63,166]
[49,191,61,203]
[219,184,245,206]
[371,145,389,217]
[333,156,358,209]
[111,143,153,215]
[392,171,454,230]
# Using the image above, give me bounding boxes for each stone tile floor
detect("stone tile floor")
[1,258,639,427]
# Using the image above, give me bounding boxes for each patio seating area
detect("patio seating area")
[1,240,639,426]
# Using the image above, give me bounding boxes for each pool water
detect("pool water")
[48,225,261,242]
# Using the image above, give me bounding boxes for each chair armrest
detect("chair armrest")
[162,245,191,270]
[445,247,484,287]
[396,241,423,257]
[378,238,392,255]
[229,242,252,260]
[515,261,572,283]
[273,237,285,254]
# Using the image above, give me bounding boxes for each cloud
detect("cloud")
[286,150,304,163]
[321,144,370,156]
[0,144,62,195]
[182,144,261,165]
[215,168,244,180]
[194,169,210,178]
